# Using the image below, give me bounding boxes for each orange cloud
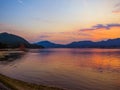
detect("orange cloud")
[1,23,120,44]
[112,10,120,14]
[33,24,120,44]
[85,27,120,41]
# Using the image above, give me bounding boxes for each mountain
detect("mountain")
[35,41,64,48]
[96,38,120,48]
[67,39,120,48]
[1,32,119,48]
[0,32,43,48]
[66,41,95,48]
[36,38,120,48]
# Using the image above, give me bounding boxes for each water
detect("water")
[0,49,120,90]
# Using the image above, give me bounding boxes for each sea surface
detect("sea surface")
[0,49,120,90]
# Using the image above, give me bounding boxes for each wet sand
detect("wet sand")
[0,82,10,90]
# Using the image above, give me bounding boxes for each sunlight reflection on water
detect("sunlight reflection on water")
[0,49,120,90]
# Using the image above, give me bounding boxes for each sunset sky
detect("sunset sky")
[0,0,120,44]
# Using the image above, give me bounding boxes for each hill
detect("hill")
[0,32,43,49]
[35,41,63,48]
[36,38,120,48]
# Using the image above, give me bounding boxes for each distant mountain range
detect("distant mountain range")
[36,38,120,48]
[35,41,64,48]
[0,32,43,49]
[0,32,120,49]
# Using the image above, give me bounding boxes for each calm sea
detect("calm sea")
[0,49,120,90]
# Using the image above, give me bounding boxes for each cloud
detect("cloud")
[80,28,95,31]
[107,24,120,27]
[80,24,120,31]
[114,3,120,7]
[39,35,51,38]
[17,0,24,6]
[112,10,120,13]
[92,24,110,30]
[112,2,120,14]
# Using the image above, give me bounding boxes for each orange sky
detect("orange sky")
[0,0,120,44]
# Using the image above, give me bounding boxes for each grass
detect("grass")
[0,74,64,90]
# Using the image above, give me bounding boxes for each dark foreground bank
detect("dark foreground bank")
[0,74,64,90]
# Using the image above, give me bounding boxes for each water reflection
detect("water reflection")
[65,49,120,73]
[0,49,120,90]
[0,51,25,65]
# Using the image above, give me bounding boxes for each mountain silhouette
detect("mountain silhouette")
[1,32,119,48]
[35,41,63,48]
[0,32,43,48]
[36,38,120,48]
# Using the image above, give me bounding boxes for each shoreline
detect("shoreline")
[0,82,10,90]
[0,74,64,90]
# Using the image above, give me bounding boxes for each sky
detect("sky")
[0,0,120,44]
